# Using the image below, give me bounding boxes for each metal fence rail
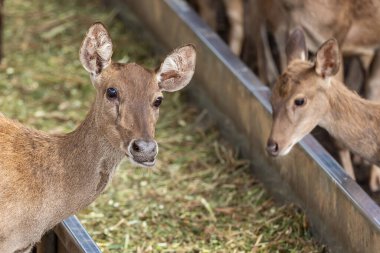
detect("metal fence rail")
[35,216,102,253]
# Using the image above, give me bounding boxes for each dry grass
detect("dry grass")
[2,0,325,252]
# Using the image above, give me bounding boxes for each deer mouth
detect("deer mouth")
[126,152,157,167]
[131,157,156,167]
[125,152,157,167]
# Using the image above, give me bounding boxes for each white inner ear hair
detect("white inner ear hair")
[96,31,112,64]
[156,56,178,83]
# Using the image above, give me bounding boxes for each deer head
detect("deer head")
[266,28,340,156]
[79,23,196,166]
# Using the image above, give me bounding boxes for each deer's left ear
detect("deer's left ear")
[315,38,340,78]
[156,44,196,92]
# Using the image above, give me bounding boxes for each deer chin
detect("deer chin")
[278,142,296,156]
[278,134,306,156]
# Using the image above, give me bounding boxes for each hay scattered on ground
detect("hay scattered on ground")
[3,0,325,252]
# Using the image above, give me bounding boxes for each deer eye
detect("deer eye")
[153,97,163,108]
[106,87,118,99]
[294,98,305,106]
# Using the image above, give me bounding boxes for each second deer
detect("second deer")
[266,28,380,183]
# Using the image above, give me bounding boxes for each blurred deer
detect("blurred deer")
[187,0,244,55]
[0,23,196,253]
[267,29,380,187]
[243,0,380,85]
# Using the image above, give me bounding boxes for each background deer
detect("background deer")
[187,0,244,55]
[0,23,196,253]
[243,0,380,85]
[267,29,380,182]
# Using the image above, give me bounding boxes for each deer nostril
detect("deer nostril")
[132,141,140,152]
[266,139,279,156]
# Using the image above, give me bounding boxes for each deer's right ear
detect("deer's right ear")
[315,38,340,78]
[286,28,308,65]
[156,45,196,92]
[79,23,113,76]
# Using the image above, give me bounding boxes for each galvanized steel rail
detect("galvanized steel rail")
[36,216,102,253]
[106,0,380,252]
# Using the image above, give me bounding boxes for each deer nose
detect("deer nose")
[129,139,158,165]
[266,139,279,156]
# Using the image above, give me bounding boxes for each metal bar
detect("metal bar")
[107,0,380,252]
[53,216,102,253]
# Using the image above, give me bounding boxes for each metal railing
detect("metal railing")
[35,216,102,253]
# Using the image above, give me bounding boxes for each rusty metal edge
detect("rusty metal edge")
[54,216,102,253]
[104,0,380,252]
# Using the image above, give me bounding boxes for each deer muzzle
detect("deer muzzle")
[266,138,279,157]
[128,139,158,167]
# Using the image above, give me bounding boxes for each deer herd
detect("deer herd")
[2,0,380,252]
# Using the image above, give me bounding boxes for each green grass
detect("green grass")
[3,0,325,252]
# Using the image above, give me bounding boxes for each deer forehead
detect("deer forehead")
[100,63,160,97]
[274,62,315,98]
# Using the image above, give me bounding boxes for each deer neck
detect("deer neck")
[56,103,125,210]
[320,79,380,163]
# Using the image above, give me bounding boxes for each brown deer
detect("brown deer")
[266,29,380,182]
[0,23,196,253]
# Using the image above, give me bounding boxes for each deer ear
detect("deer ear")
[286,28,308,64]
[156,45,196,92]
[79,23,113,76]
[315,38,340,78]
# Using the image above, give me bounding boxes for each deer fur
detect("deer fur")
[0,23,196,253]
